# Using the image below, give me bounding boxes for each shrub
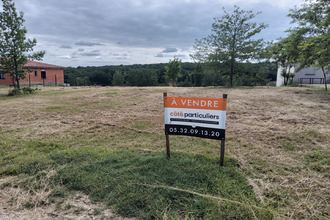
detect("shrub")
[8,87,37,96]
[8,88,23,96]
[22,87,37,94]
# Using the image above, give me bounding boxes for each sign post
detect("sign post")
[164,93,228,166]
[164,93,171,158]
[220,94,227,166]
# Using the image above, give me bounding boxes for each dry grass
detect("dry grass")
[0,86,329,219]
[0,175,135,220]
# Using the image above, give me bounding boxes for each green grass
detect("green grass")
[304,150,330,173]
[103,90,119,95]
[1,143,273,219]
[0,137,273,219]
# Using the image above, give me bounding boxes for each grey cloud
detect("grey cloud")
[20,0,220,49]
[75,41,105,46]
[161,48,177,53]
[155,54,163,57]
[60,45,72,49]
[80,50,101,56]
[21,1,292,50]
[111,53,128,59]
[175,54,186,58]
[17,0,296,66]
[114,57,128,60]
[77,48,85,52]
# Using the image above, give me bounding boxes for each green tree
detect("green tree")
[191,5,268,87]
[165,58,181,86]
[269,33,303,86]
[112,70,125,86]
[288,0,329,90]
[126,68,157,86]
[0,0,45,89]
[193,63,203,86]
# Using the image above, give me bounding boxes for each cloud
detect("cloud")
[60,55,71,59]
[161,48,178,53]
[16,0,301,66]
[75,41,105,46]
[60,45,72,49]
[175,54,186,58]
[80,50,101,56]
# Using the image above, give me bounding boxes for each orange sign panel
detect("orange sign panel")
[164,96,226,111]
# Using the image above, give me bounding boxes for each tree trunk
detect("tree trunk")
[283,70,288,86]
[230,65,234,87]
[321,67,328,91]
[16,77,21,89]
[12,76,16,88]
[14,62,20,89]
[15,74,20,89]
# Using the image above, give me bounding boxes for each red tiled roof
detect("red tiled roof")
[24,60,64,69]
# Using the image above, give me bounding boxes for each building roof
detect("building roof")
[24,60,64,69]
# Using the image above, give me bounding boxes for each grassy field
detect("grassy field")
[0,86,329,219]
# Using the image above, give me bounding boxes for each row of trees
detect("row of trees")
[64,61,277,87]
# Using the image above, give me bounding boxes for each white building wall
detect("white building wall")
[293,67,326,84]
[276,64,329,86]
[276,65,295,87]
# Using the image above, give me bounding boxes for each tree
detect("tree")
[0,0,44,89]
[112,70,125,86]
[126,68,157,86]
[269,33,303,86]
[165,58,181,86]
[288,0,329,91]
[191,5,268,87]
[192,63,203,86]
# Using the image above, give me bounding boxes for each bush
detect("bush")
[287,82,300,87]
[8,87,37,96]
[8,88,23,96]
[267,81,276,87]
[22,87,37,94]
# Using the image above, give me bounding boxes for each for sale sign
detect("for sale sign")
[164,96,227,140]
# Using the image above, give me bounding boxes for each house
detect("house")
[0,60,65,86]
[276,64,330,87]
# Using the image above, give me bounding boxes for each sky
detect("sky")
[9,0,305,67]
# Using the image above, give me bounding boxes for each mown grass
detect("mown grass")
[0,86,329,219]
[0,138,273,219]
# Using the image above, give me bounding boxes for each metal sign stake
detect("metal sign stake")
[220,94,227,166]
[164,93,171,158]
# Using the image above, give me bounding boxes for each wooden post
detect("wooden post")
[43,78,45,86]
[55,75,57,86]
[220,94,227,166]
[29,74,31,87]
[164,93,170,158]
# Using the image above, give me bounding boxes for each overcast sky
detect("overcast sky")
[10,0,304,67]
